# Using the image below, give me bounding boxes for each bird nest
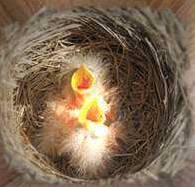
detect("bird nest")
[0,7,192,185]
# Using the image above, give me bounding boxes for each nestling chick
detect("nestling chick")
[36,54,119,176]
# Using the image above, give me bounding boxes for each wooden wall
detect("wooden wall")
[0,0,191,27]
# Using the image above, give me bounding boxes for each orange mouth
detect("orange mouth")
[79,96,108,126]
[71,64,95,94]
[78,95,109,138]
[69,64,109,136]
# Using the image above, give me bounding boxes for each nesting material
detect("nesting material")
[34,54,119,177]
[0,7,192,185]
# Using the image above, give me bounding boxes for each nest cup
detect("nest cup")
[0,7,192,185]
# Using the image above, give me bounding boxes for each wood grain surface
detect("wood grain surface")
[0,0,192,27]
[0,0,192,44]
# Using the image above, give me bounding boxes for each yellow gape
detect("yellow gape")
[71,64,109,137]
[79,97,106,125]
[79,96,108,137]
[71,64,95,94]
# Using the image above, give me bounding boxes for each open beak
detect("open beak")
[71,64,95,94]
[79,97,106,125]
[71,64,109,137]
[79,96,109,137]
